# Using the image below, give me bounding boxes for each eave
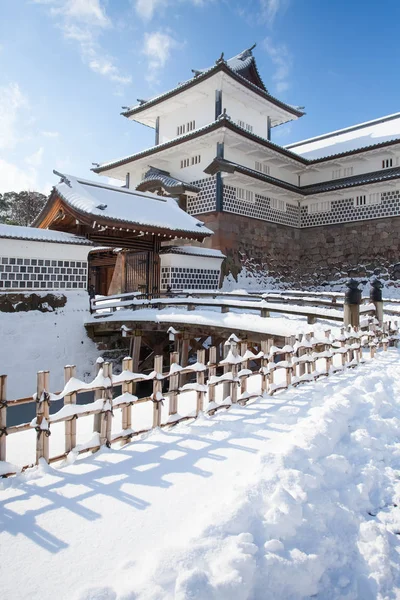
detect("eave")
[34,190,211,243]
[205,158,400,197]
[92,116,309,176]
[121,62,304,122]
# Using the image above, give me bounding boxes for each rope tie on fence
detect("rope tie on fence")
[0,400,7,409]
[0,427,8,437]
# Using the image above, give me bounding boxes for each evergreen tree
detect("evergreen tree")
[0,191,47,226]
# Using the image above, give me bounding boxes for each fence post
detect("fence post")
[121,357,133,445]
[169,351,180,418]
[64,365,77,453]
[208,346,217,408]
[344,279,362,328]
[0,375,7,462]
[239,341,248,402]
[93,357,104,435]
[260,340,269,394]
[36,370,50,464]
[100,362,113,447]
[370,279,384,327]
[222,338,231,401]
[196,349,206,414]
[152,355,164,428]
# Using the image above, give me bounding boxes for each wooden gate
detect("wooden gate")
[125,250,160,297]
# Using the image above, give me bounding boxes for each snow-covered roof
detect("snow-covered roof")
[286,112,400,160]
[121,47,304,122]
[48,172,212,237]
[160,245,226,259]
[136,167,200,195]
[0,223,92,245]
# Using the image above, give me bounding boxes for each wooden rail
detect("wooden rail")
[90,294,377,325]
[1,321,398,477]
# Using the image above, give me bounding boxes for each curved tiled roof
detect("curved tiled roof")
[121,48,304,121]
[205,158,400,197]
[136,167,200,195]
[0,223,92,245]
[33,172,212,239]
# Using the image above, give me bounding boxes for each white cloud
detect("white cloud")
[0,159,50,194]
[25,147,44,167]
[143,31,178,72]
[32,0,131,85]
[0,83,29,150]
[135,0,167,20]
[263,37,292,94]
[260,0,288,24]
[134,0,212,21]
[41,130,59,138]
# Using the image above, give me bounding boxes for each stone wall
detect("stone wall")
[200,212,400,288]
[0,293,67,313]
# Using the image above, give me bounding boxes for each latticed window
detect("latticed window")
[236,187,254,203]
[270,197,286,212]
[255,161,270,175]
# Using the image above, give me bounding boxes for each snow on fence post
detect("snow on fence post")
[93,357,105,435]
[100,362,113,448]
[260,340,269,394]
[168,351,180,418]
[239,341,248,401]
[36,370,50,464]
[64,365,77,453]
[121,357,133,445]
[152,355,164,429]
[285,336,295,387]
[208,346,217,406]
[0,375,7,462]
[229,336,240,404]
[325,330,333,373]
[222,339,231,401]
[196,349,206,414]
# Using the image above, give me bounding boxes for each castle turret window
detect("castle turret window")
[255,161,270,175]
[382,158,393,169]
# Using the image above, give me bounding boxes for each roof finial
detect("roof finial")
[137,99,147,106]
[191,69,202,77]
[53,170,71,188]
[249,43,257,51]
[215,52,225,65]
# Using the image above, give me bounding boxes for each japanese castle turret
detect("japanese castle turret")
[92,45,400,287]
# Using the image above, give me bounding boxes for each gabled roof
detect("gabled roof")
[33,172,212,239]
[121,47,304,122]
[136,167,200,195]
[0,223,92,245]
[204,158,400,197]
[203,46,267,92]
[286,112,400,160]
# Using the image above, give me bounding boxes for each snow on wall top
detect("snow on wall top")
[286,112,400,159]
[0,223,92,245]
[53,173,212,237]
[161,246,226,259]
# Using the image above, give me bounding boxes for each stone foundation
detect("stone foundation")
[0,293,67,313]
[200,212,400,288]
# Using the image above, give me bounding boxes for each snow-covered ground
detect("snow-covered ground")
[1,348,400,599]
[0,292,100,398]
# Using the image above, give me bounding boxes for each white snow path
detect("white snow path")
[1,351,400,600]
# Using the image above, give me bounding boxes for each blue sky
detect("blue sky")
[1,0,399,194]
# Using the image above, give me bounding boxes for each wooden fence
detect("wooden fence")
[91,293,377,325]
[0,321,398,477]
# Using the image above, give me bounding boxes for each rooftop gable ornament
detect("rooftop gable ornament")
[53,169,71,188]
[238,43,257,61]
